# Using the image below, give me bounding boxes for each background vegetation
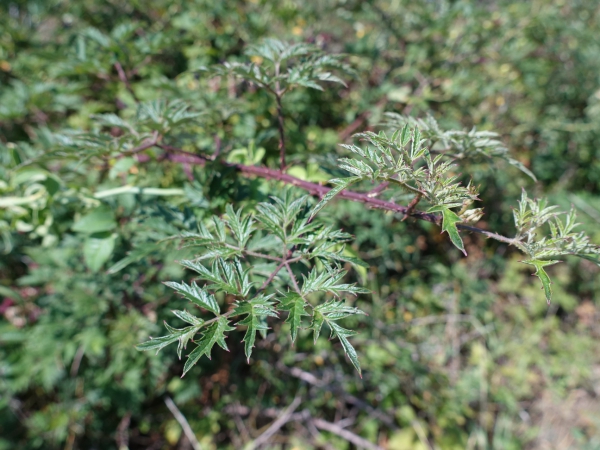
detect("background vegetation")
[1,0,600,449]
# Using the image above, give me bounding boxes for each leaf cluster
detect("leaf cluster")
[137,192,369,376]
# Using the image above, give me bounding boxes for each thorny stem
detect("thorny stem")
[157,148,525,249]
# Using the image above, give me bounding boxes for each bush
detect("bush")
[1,1,600,449]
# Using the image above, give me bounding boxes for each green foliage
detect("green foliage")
[201,38,353,96]
[137,195,369,376]
[1,1,600,449]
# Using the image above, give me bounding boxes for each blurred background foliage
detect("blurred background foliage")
[1,0,600,449]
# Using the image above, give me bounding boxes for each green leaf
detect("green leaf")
[171,310,204,326]
[225,204,254,247]
[310,299,366,376]
[312,251,369,268]
[164,322,203,360]
[107,243,161,274]
[72,205,117,233]
[164,281,220,315]
[234,295,278,361]
[399,123,411,147]
[279,291,309,343]
[136,334,180,353]
[301,265,370,296]
[329,322,362,377]
[428,206,466,256]
[521,259,561,304]
[308,177,361,220]
[83,232,116,272]
[136,321,200,357]
[182,316,234,377]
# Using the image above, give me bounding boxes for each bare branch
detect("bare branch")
[247,395,302,449]
[114,61,139,102]
[159,146,524,247]
[164,396,202,450]
[313,418,384,450]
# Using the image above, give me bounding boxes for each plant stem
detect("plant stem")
[160,148,523,248]
[276,94,286,170]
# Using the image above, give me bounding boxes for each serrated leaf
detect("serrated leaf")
[172,309,204,326]
[429,205,467,256]
[225,204,254,247]
[301,266,370,296]
[136,334,180,353]
[521,259,561,304]
[279,291,309,343]
[309,177,361,220]
[164,281,220,315]
[400,123,411,147]
[309,299,366,376]
[136,321,201,358]
[182,316,234,377]
[312,251,369,268]
[328,322,362,377]
[234,296,278,361]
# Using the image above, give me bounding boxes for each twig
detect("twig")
[411,420,433,450]
[274,60,287,171]
[123,131,160,155]
[285,262,302,294]
[114,61,139,102]
[159,147,524,247]
[247,395,302,449]
[276,95,287,171]
[258,260,287,292]
[164,396,202,450]
[115,412,132,450]
[367,182,389,197]
[313,418,383,450]
[402,193,422,221]
[70,345,85,377]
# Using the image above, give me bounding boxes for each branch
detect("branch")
[114,61,139,102]
[123,131,160,155]
[247,395,301,450]
[313,418,384,450]
[276,94,286,170]
[160,148,523,247]
[164,396,202,450]
[258,260,287,292]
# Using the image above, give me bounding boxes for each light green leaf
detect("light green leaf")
[182,316,234,377]
[136,322,199,356]
[107,244,161,274]
[308,177,361,220]
[72,205,117,233]
[521,259,561,304]
[310,299,366,376]
[171,310,204,326]
[279,291,309,343]
[164,281,220,315]
[429,205,466,256]
[234,296,278,361]
[329,322,362,377]
[83,232,116,272]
